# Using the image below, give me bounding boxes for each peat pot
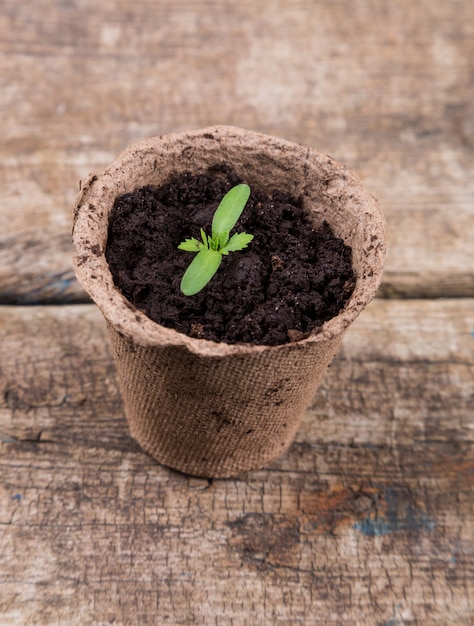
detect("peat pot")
[72,125,386,478]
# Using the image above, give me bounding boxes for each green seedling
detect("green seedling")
[178,183,254,296]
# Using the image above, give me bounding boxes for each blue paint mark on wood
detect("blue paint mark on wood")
[0,271,85,305]
[354,488,436,536]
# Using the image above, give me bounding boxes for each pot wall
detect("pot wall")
[107,322,342,476]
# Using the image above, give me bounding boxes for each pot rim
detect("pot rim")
[73,125,386,356]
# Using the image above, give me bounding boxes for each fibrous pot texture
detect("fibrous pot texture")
[73,125,386,477]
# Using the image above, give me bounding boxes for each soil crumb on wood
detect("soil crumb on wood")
[105,165,355,346]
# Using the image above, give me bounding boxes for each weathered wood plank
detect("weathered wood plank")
[0,0,473,300]
[0,230,79,304]
[1,206,473,303]
[0,301,472,625]
[304,298,474,449]
[1,300,472,450]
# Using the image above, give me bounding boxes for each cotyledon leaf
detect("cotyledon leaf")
[180,248,223,296]
[211,184,251,237]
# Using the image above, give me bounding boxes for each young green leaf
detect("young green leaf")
[200,228,208,248]
[180,248,222,296]
[178,237,202,252]
[217,231,230,250]
[221,232,254,255]
[211,184,251,237]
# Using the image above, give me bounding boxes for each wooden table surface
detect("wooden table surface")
[1,1,473,625]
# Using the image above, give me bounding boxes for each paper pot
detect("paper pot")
[72,125,386,478]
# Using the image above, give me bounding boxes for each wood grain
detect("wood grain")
[0,230,78,304]
[1,301,472,625]
[0,0,473,301]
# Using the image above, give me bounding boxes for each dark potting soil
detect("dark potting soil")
[105,165,355,346]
